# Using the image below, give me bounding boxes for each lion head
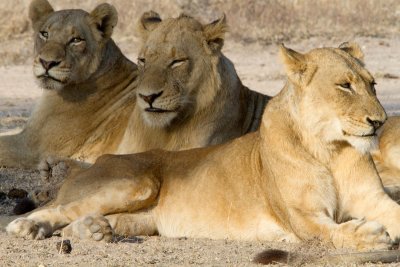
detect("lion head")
[134,11,227,128]
[279,42,387,153]
[29,0,118,90]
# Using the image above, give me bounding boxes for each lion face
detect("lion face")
[29,0,118,91]
[135,12,227,128]
[280,43,387,153]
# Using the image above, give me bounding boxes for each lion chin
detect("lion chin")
[344,135,378,154]
[142,111,178,128]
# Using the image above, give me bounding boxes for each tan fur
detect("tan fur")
[117,12,269,153]
[0,6,269,170]
[8,44,400,255]
[372,116,400,201]
[0,0,138,168]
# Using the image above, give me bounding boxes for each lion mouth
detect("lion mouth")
[342,130,376,138]
[38,73,64,83]
[145,107,174,113]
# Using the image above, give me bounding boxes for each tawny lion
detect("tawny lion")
[0,0,138,169]
[0,1,270,172]
[7,43,400,265]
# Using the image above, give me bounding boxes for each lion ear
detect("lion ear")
[279,44,307,85]
[279,44,316,86]
[339,42,364,61]
[203,14,227,52]
[137,11,162,40]
[29,0,54,31]
[89,3,118,39]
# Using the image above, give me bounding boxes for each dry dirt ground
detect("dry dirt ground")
[0,33,400,266]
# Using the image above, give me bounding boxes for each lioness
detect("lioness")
[0,3,269,171]
[7,43,400,264]
[0,0,138,168]
[115,11,269,154]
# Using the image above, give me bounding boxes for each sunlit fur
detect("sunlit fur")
[372,116,400,199]
[116,12,270,153]
[0,0,138,168]
[8,44,400,258]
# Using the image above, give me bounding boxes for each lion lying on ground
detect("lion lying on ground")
[0,0,138,169]
[7,43,400,263]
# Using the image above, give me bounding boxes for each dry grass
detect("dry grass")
[0,0,399,65]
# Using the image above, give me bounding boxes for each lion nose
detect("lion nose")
[139,91,163,105]
[39,58,61,70]
[366,117,385,131]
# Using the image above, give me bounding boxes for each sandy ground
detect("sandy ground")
[0,36,399,266]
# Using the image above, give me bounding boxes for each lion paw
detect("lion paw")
[338,219,393,251]
[6,218,50,240]
[63,215,114,242]
[38,156,69,182]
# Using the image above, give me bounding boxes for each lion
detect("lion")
[0,4,269,172]
[372,116,400,201]
[114,11,269,154]
[7,43,400,264]
[0,0,138,169]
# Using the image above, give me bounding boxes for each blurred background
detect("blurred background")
[0,0,399,66]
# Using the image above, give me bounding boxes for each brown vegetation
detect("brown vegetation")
[0,0,399,65]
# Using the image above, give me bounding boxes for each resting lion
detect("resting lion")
[7,43,400,263]
[0,0,138,168]
[115,11,269,154]
[0,3,269,171]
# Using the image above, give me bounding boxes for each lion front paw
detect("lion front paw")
[336,219,393,251]
[38,156,69,182]
[6,218,50,240]
[63,215,114,242]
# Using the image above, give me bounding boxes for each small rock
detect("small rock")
[0,191,6,201]
[56,239,72,254]
[383,73,399,79]
[7,188,28,199]
[13,197,36,215]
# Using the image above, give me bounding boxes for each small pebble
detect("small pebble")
[13,197,36,215]
[7,188,28,199]
[56,239,72,254]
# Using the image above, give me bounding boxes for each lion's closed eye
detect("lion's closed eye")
[169,58,188,69]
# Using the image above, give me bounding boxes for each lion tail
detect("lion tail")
[253,249,400,265]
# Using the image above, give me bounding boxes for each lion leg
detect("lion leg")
[373,116,400,202]
[287,210,392,251]
[7,176,160,240]
[333,148,400,244]
[372,150,400,203]
[106,211,157,237]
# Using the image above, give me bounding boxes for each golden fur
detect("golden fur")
[7,43,400,262]
[116,12,269,154]
[0,0,138,168]
[0,6,269,170]
[373,116,400,201]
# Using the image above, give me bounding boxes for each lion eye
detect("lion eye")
[170,59,188,69]
[70,37,84,45]
[371,81,377,94]
[138,58,146,67]
[39,31,48,40]
[337,82,353,92]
